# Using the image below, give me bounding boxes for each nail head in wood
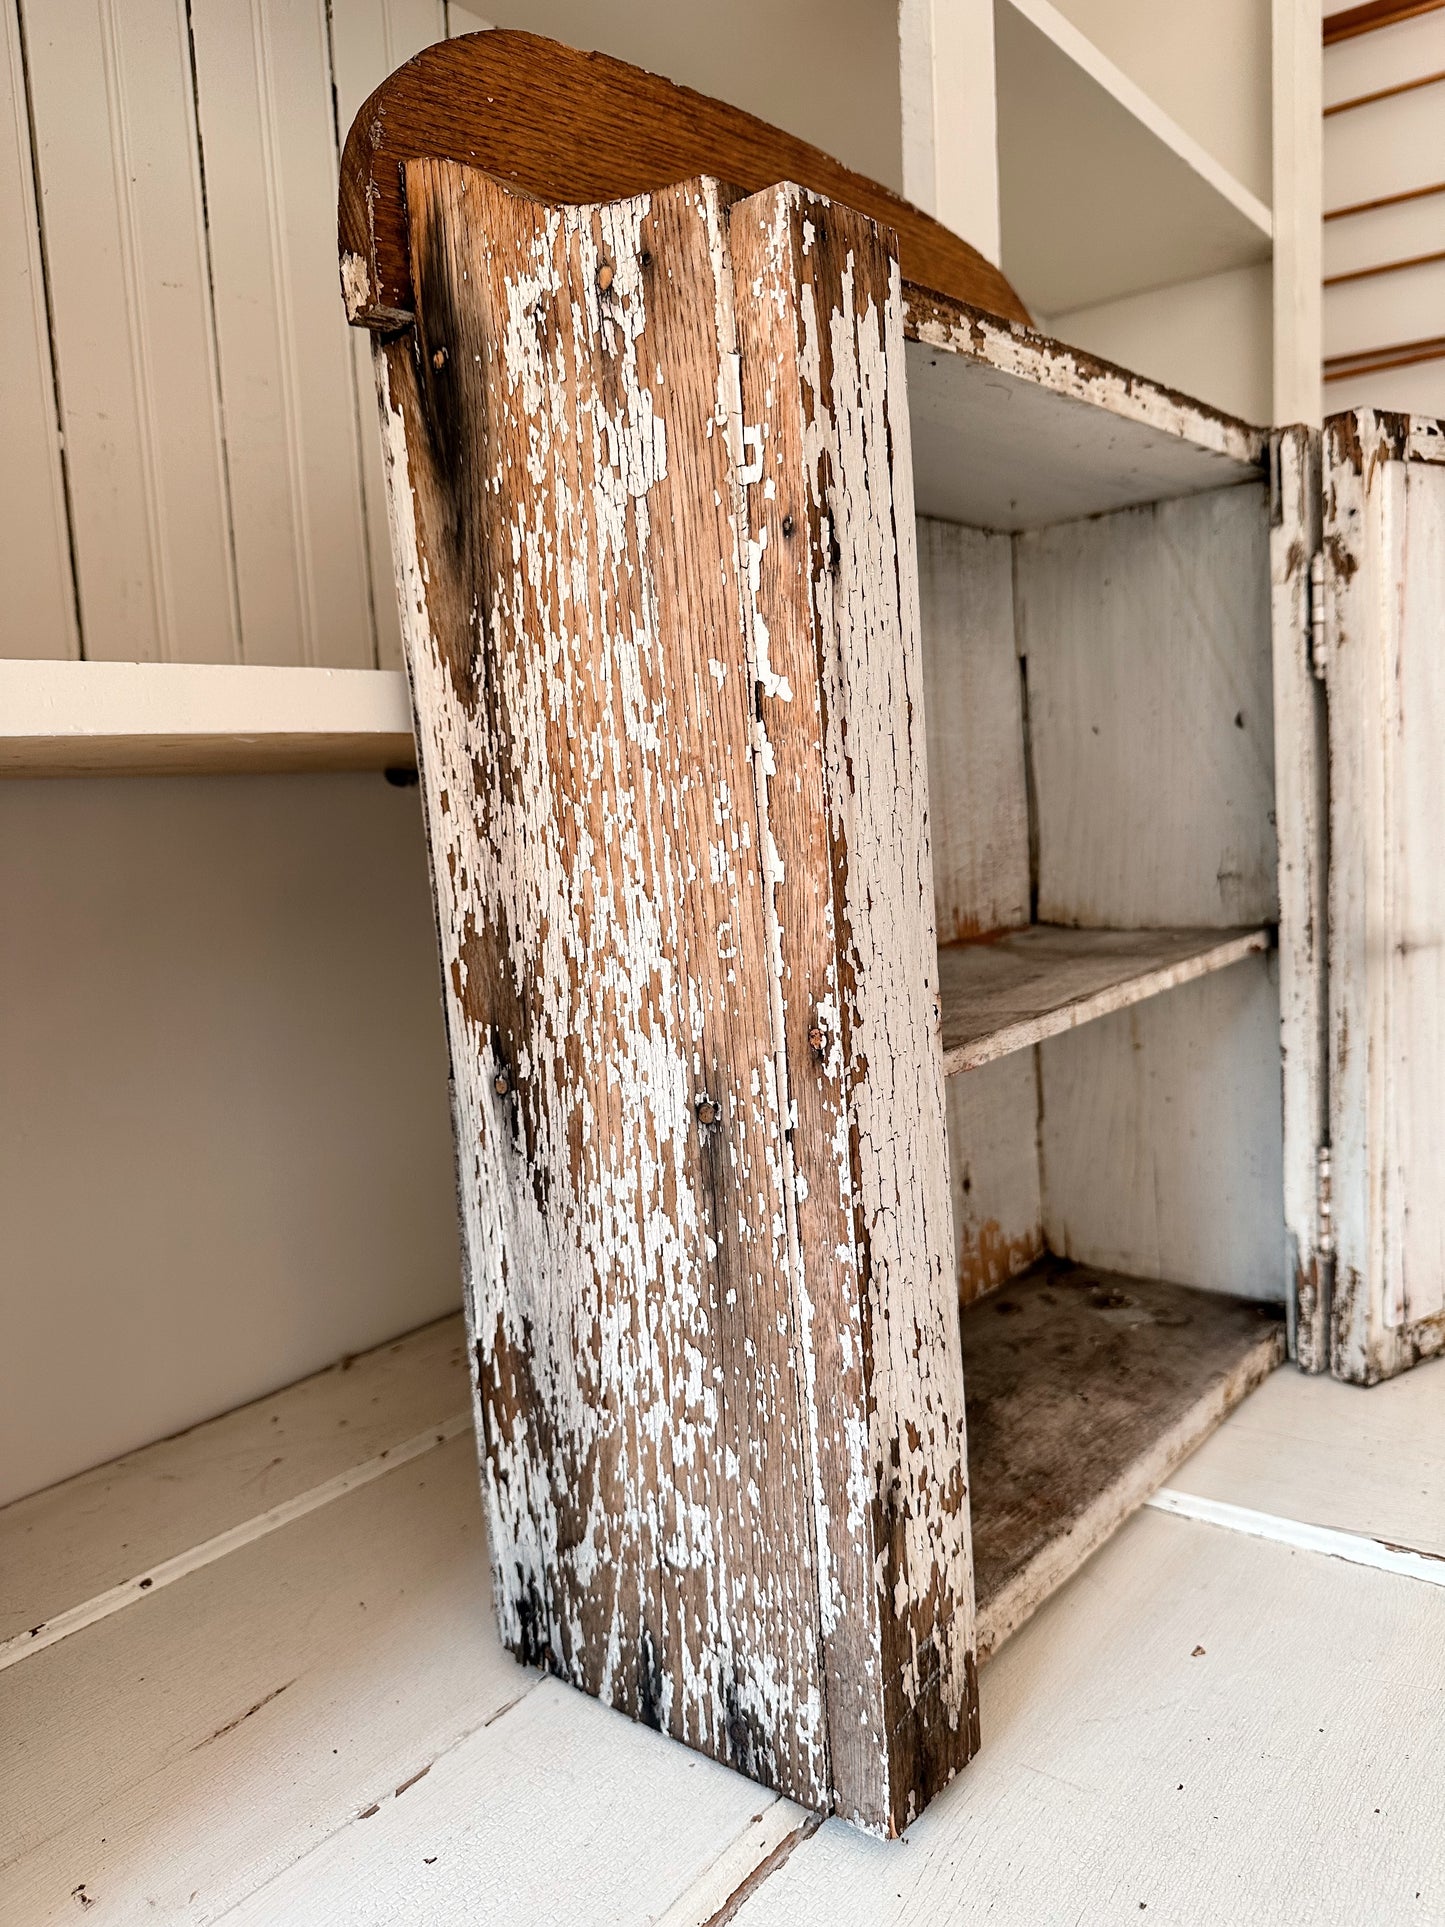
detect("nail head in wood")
[695,1094,721,1127]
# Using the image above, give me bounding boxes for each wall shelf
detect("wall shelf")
[996,0,1273,316]
[937,924,1272,1075]
[0,660,415,777]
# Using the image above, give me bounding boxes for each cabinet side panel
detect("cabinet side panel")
[917,517,1030,940]
[1040,957,1286,1301]
[730,186,977,1834]
[1018,483,1276,929]
[946,1050,1043,1305]
[1328,413,1445,1380]
[1270,427,1329,1367]
[377,168,831,1802]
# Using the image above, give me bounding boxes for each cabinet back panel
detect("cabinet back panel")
[918,516,1031,941]
[1038,955,1286,1301]
[946,1050,1044,1306]
[1016,482,1275,929]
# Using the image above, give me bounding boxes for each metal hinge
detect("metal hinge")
[1316,1143,1334,1261]
[1308,551,1327,681]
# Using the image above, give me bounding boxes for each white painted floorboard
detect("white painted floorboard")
[4,1318,1444,1924]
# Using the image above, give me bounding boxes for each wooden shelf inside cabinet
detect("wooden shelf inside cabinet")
[938,925,1272,1075]
[0,660,416,778]
[966,1259,1285,1659]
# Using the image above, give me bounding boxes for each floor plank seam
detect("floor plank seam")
[1148,1487,1445,1587]
[0,1411,473,1673]
[653,1800,819,1927]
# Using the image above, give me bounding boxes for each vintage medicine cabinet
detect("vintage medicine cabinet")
[340,30,1445,1837]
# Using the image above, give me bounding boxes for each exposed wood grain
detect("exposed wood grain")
[944,1051,1043,1306]
[963,1258,1285,1658]
[387,163,830,1805]
[1325,0,1445,42]
[1325,410,1445,1382]
[337,28,1028,332]
[0,0,78,659]
[1270,426,1330,1368]
[732,1505,1445,1923]
[728,184,977,1830]
[938,924,1271,1075]
[1016,484,1276,930]
[22,0,239,662]
[1039,960,1288,1302]
[0,1312,466,1649]
[0,659,414,777]
[916,517,1029,942]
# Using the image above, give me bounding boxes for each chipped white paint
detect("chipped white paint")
[1269,425,1331,1369]
[1325,410,1445,1383]
[368,164,977,1834]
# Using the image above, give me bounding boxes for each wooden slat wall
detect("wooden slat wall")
[0,4,77,658]
[1,0,483,665]
[1323,7,1445,408]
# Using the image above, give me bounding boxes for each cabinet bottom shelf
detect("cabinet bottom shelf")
[967,1257,1285,1660]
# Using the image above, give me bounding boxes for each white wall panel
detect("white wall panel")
[189,0,375,667]
[0,1,77,660]
[22,0,239,662]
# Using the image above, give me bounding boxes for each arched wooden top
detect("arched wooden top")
[338,28,1030,331]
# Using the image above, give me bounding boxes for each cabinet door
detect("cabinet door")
[1324,412,1445,1382]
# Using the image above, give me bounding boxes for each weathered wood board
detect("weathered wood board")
[916,517,1030,943]
[1039,958,1287,1302]
[944,1050,1043,1307]
[963,1257,1285,1658]
[1325,411,1445,1382]
[365,164,974,1832]
[1016,482,1277,931]
[1269,426,1331,1370]
[938,924,1270,1075]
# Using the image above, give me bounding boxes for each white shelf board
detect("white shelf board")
[0,658,416,777]
[938,924,1271,1074]
[996,0,1273,316]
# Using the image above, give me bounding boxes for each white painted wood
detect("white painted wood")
[732,1506,1445,1923]
[0,1441,520,1925]
[0,1310,466,1651]
[652,1802,815,1927]
[1170,1349,1445,1559]
[945,1049,1042,1305]
[1039,958,1287,1301]
[904,323,1265,533]
[329,0,450,672]
[1324,69,1445,222]
[994,0,1272,315]
[939,925,1271,1074]
[916,516,1029,942]
[1148,1490,1445,1589]
[190,0,375,666]
[1017,484,1276,929]
[1272,0,1322,428]
[1323,188,1444,283]
[0,1412,471,1673]
[21,0,239,663]
[220,1679,795,1927]
[1326,414,1445,1381]
[0,0,77,660]
[1326,256,1445,365]
[0,657,413,774]
[1270,426,1329,1368]
[898,0,1001,266]
[0,772,459,1506]
[1323,7,1445,107]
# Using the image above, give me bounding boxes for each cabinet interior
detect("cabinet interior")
[907,343,1287,1649]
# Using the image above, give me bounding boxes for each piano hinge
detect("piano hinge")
[1308,551,1327,681]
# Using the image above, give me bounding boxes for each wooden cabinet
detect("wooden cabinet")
[340,30,1443,1837]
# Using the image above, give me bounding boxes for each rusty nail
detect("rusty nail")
[431,345,448,369]
[781,514,795,537]
[596,261,614,291]
[695,1095,720,1127]
[494,1070,511,1097]
[807,1024,827,1055]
